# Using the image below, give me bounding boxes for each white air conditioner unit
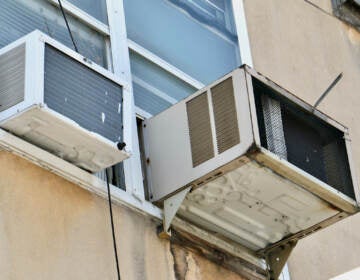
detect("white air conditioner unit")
[0,31,130,172]
[144,66,359,262]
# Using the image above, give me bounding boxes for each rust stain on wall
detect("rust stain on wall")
[170,244,248,280]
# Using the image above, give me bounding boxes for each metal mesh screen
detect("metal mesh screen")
[211,77,240,154]
[0,44,25,112]
[253,77,355,200]
[186,92,214,167]
[44,45,123,143]
[323,140,355,198]
[261,95,287,159]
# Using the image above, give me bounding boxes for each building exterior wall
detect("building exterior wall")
[243,0,360,278]
[1,0,360,279]
[0,151,246,280]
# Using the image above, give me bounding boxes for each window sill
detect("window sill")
[0,128,162,219]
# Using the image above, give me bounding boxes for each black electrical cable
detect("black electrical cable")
[57,0,79,52]
[105,168,121,280]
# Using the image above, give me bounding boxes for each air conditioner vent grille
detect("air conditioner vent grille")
[0,44,25,112]
[44,45,123,142]
[261,95,287,159]
[253,77,355,200]
[211,77,240,153]
[186,92,214,167]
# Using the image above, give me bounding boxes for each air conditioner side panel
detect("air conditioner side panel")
[146,69,255,201]
[0,33,45,123]
[145,102,193,201]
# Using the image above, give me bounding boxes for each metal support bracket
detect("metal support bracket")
[265,241,297,280]
[158,187,191,239]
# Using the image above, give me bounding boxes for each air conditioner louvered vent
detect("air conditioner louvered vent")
[186,92,214,167]
[211,77,240,153]
[0,44,25,112]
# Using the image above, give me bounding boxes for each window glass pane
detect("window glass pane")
[0,0,107,67]
[67,0,108,24]
[124,0,240,84]
[130,50,197,116]
[170,0,235,36]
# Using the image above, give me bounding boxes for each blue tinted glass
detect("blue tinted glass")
[0,0,107,67]
[130,51,197,115]
[124,0,240,84]
[67,0,108,24]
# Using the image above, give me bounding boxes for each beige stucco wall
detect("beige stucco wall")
[0,151,247,280]
[243,0,360,279]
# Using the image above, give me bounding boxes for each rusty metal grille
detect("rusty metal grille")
[186,92,214,167]
[211,77,240,154]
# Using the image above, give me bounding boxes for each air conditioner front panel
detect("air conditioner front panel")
[1,106,127,172]
[44,45,123,143]
[251,76,357,201]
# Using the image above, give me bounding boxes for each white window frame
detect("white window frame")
[232,0,253,66]
[106,0,145,199]
[45,0,113,69]
[128,39,205,89]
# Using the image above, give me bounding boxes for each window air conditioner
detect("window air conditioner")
[144,66,359,254]
[0,31,129,172]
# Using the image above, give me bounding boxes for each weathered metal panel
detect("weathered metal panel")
[44,45,123,143]
[186,92,215,167]
[0,44,25,112]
